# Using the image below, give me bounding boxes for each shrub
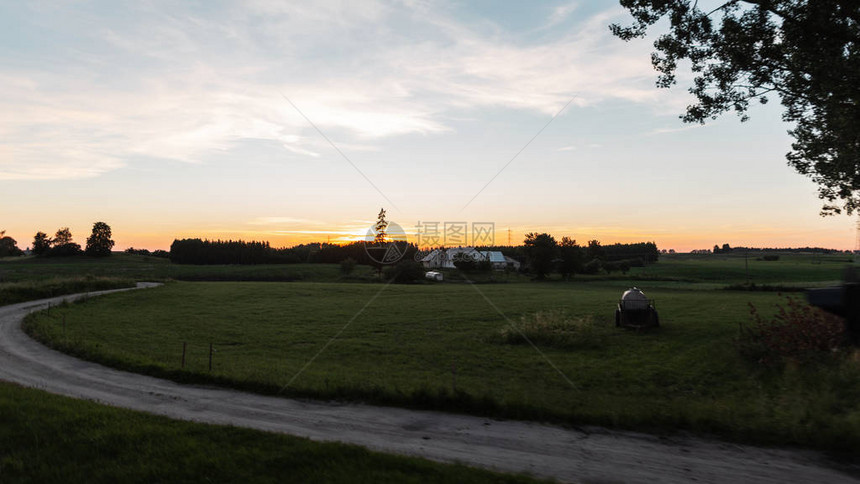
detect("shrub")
[383,260,424,283]
[47,243,82,257]
[739,295,847,367]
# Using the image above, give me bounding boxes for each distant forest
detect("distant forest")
[167,238,659,267]
[711,244,850,254]
[169,238,419,266]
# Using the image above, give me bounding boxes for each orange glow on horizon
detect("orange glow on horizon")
[104,225,855,254]
[3,218,852,255]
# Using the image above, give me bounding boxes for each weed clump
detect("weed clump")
[498,310,608,349]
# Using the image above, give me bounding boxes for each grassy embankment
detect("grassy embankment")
[0,381,543,483]
[24,278,860,455]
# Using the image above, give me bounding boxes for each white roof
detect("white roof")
[421,247,510,264]
[478,251,506,263]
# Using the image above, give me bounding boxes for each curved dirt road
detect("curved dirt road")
[1,285,857,483]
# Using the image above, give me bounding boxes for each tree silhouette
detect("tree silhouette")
[48,228,81,257]
[32,232,51,256]
[558,237,583,280]
[53,228,73,246]
[586,240,605,261]
[85,221,115,257]
[524,232,558,280]
[612,0,860,215]
[0,231,23,257]
[374,208,388,244]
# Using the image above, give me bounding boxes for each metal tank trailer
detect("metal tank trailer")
[615,287,660,329]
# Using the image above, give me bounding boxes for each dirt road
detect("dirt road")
[1,284,856,483]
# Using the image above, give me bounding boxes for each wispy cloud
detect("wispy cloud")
[546,2,581,28]
[0,1,671,181]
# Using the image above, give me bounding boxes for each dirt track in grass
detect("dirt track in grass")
[1,284,857,484]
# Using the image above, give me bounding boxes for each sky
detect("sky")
[1,0,856,252]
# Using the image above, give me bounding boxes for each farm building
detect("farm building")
[419,247,519,271]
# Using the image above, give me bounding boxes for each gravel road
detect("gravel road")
[1,284,857,483]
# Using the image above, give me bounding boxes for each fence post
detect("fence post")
[181,342,187,369]
[208,343,213,372]
[62,314,66,339]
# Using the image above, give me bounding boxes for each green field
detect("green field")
[629,253,850,285]
[0,381,542,483]
[0,254,380,283]
[6,252,860,461]
[24,279,860,454]
[1,251,850,285]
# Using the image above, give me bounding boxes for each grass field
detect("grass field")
[0,254,380,283]
[24,280,860,454]
[1,251,849,285]
[628,253,850,285]
[0,381,543,483]
[0,276,135,306]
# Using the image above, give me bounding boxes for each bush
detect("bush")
[47,243,82,257]
[383,260,425,283]
[739,295,847,367]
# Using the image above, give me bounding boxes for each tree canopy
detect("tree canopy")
[85,221,115,257]
[32,232,51,256]
[557,237,583,280]
[53,228,73,246]
[523,232,558,280]
[612,0,860,215]
[0,231,23,257]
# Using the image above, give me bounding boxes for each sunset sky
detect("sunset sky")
[1,0,856,252]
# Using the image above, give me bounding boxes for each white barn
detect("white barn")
[420,247,519,271]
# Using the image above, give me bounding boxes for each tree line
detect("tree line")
[712,243,847,255]
[6,222,117,258]
[166,236,659,283]
[168,238,419,266]
[521,233,659,280]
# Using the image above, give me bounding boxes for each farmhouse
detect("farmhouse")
[419,247,519,271]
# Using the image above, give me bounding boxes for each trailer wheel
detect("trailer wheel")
[615,308,621,327]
